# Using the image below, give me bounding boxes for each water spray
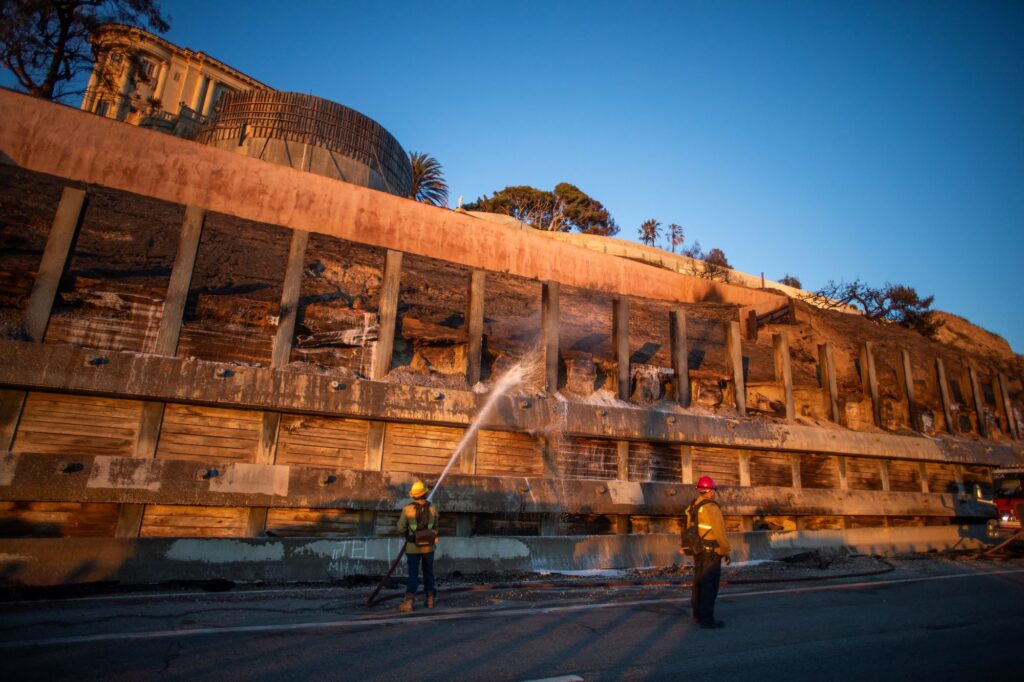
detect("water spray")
[366,359,539,607]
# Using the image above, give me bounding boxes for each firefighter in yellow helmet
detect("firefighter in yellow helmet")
[396,480,439,612]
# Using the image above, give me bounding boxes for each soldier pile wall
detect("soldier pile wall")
[0,90,1022,583]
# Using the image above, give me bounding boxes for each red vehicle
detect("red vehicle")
[985,467,1024,539]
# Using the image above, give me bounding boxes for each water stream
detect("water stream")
[427,361,532,502]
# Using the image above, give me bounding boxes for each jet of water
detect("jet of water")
[427,360,531,502]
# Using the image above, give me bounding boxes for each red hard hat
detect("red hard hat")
[697,476,716,491]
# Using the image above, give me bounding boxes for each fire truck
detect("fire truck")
[984,466,1024,539]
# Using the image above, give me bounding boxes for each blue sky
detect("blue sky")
[8,1,1024,352]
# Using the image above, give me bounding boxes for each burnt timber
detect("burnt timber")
[0,89,1022,579]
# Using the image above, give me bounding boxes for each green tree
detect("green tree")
[408,151,449,207]
[553,182,617,236]
[465,183,617,236]
[0,0,169,101]
[638,218,660,246]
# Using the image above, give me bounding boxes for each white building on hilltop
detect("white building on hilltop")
[80,24,268,137]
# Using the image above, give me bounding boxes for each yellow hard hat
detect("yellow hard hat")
[409,481,429,499]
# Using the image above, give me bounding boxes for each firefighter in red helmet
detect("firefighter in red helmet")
[681,475,732,628]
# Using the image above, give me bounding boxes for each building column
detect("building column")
[82,69,100,112]
[116,57,132,118]
[191,74,208,111]
[154,60,169,103]
[202,79,218,116]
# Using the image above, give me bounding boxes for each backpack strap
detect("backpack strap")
[408,501,433,534]
[690,498,718,546]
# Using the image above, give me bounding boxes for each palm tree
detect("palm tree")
[668,223,684,253]
[638,218,660,246]
[408,151,449,206]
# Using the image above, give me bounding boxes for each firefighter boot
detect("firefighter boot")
[397,594,415,613]
[425,591,436,609]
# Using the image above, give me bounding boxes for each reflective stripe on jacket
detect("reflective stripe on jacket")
[696,498,732,557]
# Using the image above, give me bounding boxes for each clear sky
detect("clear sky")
[10,1,1024,352]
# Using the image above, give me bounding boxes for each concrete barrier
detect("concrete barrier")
[0,526,991,587]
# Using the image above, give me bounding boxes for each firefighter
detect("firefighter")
[682,475,732,628]
[396,480,439,612]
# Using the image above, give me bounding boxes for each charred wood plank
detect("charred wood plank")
[0,452,993,518]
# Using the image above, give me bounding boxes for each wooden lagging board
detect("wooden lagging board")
[476,430,544,477]
[381,422,466,474]
[176,323,275,368]
[628,442,682,483]
[275,415,370,470]
[145,404,262,537]
[749,451,793,487]
[265,508,362,538]
[691,446,741,486]
[799,454,839,489]
[155,404,262,463]
[13,392,143,457]
[846,456,884,491]
[556,437,618,480]
[44,285,165,354]
[140,505,249,537]
[888,459,923,492]
[926,462,958,494]
[0,501,119,537]
[961,465,992,487]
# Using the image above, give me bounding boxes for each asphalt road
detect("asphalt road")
[2,557,1023,681]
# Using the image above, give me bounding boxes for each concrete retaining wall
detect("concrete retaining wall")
[0,527,990,587]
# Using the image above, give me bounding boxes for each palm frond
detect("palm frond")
[409,151,449,207]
